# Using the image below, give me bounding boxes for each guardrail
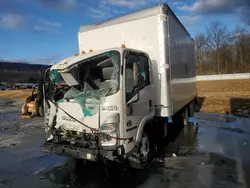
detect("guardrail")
[196,73,250,81]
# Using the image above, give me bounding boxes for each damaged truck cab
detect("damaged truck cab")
[43,48,155,166]
[42,3,197,169]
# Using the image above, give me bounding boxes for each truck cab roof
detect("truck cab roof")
[51,47,150,71]
[51,48,123,71]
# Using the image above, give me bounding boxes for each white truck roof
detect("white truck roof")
[79,3,189,36]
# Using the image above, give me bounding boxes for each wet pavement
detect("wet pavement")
[0,101,250,188]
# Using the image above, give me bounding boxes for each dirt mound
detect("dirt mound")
[0,89,33,99]
[197,79,250,117]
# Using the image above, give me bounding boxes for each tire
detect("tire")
[138,132,151,167]
[38,105,44,116]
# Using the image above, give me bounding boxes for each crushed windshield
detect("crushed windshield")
[46,50,120,116]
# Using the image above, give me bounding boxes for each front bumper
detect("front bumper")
[41,142,121,161]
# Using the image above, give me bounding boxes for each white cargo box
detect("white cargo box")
[78,3,196,117]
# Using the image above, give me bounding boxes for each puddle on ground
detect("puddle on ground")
[0,112,19,120]
[38,115,249,188]
[196,113,237,123]
[195,113,250,135]
[165,112,250,159]
[37,158,152,188]
[0,113,20,136]
[0,98,15,105]
[0,111,249,188]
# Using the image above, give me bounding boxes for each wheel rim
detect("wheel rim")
[140,134,149,162]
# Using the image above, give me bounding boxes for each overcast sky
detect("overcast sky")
[0,0,249,64]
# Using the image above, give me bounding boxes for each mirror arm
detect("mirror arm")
[127,103,133,116]
[134,92,139,103]
[127,92,139,106]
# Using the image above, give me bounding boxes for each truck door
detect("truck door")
[124,51,154,143]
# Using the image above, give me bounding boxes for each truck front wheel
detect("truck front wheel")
[137,131,155,168]
[139,133,150,163]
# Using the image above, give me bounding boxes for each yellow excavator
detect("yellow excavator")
[20,87,43,118]
[20,71,45,118]
[20,67,64,118]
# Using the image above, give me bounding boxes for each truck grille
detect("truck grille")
[52,128,100,149]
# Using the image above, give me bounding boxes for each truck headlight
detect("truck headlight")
[100,114,119,147]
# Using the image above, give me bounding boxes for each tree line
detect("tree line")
[194,21,250,75]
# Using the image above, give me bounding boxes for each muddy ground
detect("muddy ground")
[197,79,250,117]
[1,79,250,116]
[1,99,250,188]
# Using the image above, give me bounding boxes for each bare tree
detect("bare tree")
[206,21,231,74]
[195,33,206,69]
[194,21,250,75]
[233,25,250,72]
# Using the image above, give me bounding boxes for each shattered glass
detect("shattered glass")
[107,51,120,94]
[50,69,61,84]
[46,50,121,117]
[63,87,108,117]
[63,87,81,99]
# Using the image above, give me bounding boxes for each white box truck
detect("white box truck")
[42,3,197,168]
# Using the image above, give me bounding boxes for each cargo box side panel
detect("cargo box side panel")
[78,15,159,57]
[168,14,197,114]
[78,15,162,108]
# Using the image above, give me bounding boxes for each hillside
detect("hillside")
[0,62,50,83]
